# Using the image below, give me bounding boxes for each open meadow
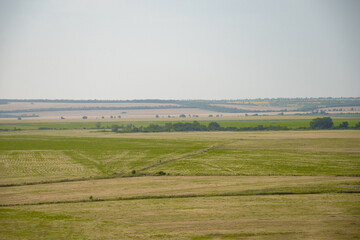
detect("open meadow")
[1,0,360,237]
[0,125,359,239]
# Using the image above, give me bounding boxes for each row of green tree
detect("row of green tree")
[110,117,360,132]
[111,122,284,133]
[110,118,360,133]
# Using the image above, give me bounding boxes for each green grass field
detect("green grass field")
[0,128,359,239]
[0,134,210,185]
[1,115,359,130]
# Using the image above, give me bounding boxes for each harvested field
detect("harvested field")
[319,106,360,113]
[0,102,181,111]
[1,108,219,120]
[212,103,297,111]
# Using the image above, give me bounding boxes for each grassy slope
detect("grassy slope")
[0,130,359,239]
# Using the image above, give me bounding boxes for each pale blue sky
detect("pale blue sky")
[0,0,359,99]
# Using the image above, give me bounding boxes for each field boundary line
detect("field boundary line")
[1,174,359,188]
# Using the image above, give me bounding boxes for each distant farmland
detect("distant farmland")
[1,98,359,120]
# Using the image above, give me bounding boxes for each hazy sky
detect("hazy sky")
[0,0,359,100]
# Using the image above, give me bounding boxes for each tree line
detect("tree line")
[111,121,287,133]
[109,118,360,133]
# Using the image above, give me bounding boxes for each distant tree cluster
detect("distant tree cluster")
[110,121,290,133]
[310,117,333,129]
[310,117,359,130]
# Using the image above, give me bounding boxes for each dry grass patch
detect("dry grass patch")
[0,176,359,205]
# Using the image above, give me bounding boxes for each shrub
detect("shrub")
[208,122,221,130]
[156,171,166,176]
[111,125,120,132]
[338,121,349,129]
